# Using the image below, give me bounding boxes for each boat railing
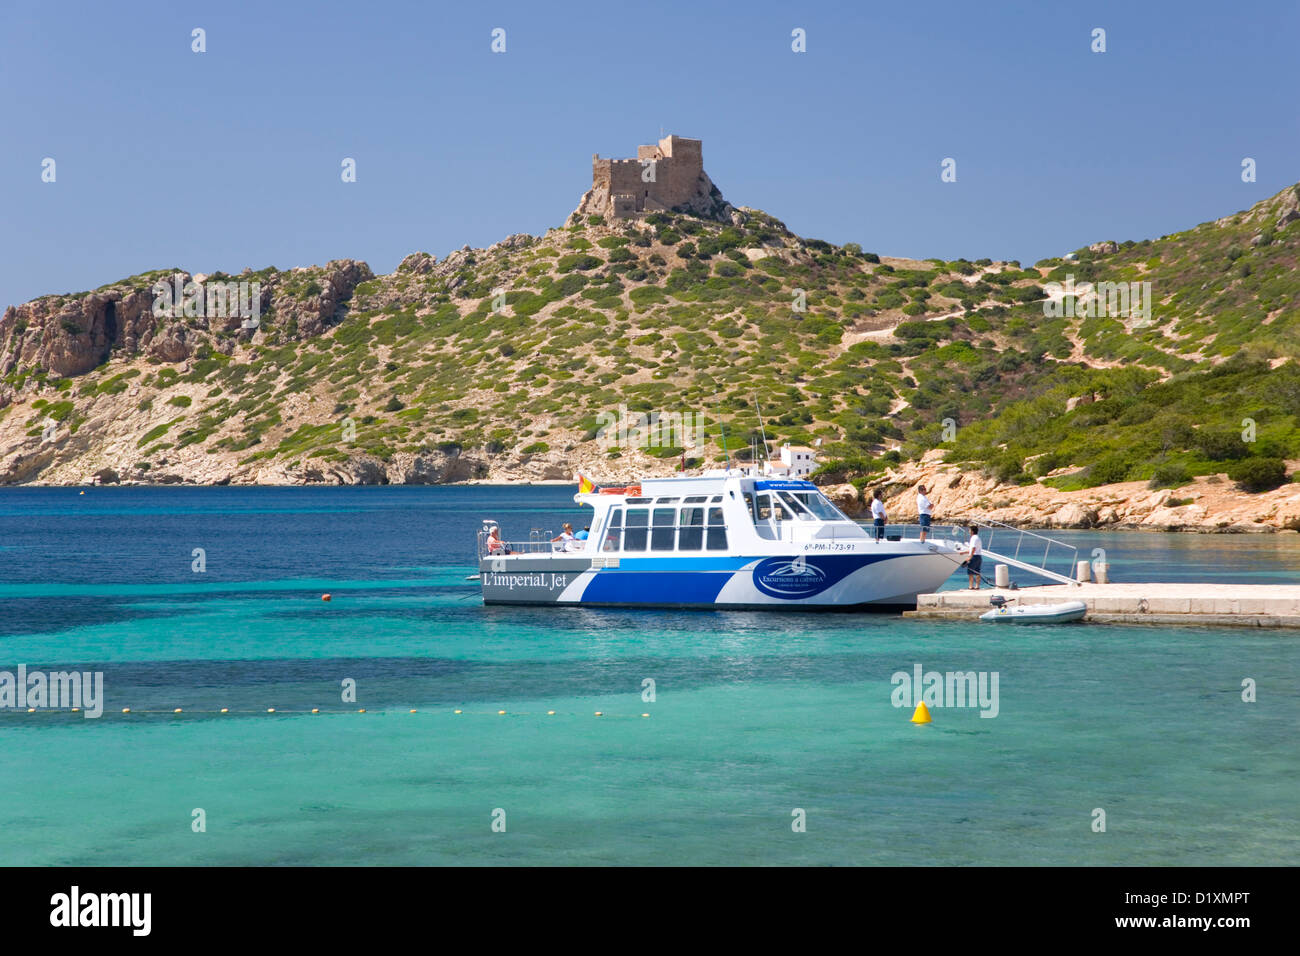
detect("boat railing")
[851,516,1081,584]
[478,529,583,560]
[963,516,1080,583]
[846,520,968,543]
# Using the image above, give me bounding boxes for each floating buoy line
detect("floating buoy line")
[6,707,654,719]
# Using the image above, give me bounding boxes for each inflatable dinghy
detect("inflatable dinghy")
[979,596,1087,623]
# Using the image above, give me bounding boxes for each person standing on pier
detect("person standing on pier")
[917,484,933,542]
[963,525,984,589]
[870,490,887,541]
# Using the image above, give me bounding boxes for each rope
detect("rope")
[6,708,653,719]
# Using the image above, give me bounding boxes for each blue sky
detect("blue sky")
[2,0,1297,310]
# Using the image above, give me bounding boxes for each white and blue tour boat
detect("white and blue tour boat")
[477,473,974,609]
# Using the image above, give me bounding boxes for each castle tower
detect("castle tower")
[577,135,727,222]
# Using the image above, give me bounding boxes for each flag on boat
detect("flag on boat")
[577,473,597,494]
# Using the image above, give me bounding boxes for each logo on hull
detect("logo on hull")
[753,554,833,599]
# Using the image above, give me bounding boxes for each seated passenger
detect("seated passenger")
[486,527,509,555]
[552,523,577,551]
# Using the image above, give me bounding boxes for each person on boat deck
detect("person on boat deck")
[575,526,590,541]
[552,523,576,551]
[962,525,984,590]
[486,526,509,555]
[870,490,886,542]
[916,485,933,542]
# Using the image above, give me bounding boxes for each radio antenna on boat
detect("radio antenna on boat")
[718,415,732,473]
[753,396,771,465]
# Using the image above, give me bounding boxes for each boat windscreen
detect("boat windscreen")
[793,491,851,521]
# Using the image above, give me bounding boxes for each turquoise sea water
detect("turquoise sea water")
[1,487,1297,866]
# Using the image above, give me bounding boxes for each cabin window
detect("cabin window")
[683,495,707,503]
[654,497,680,505]
[603,508,623,552]
[755,493,792,522]
[706,507,727,550]
[678,506,704,550]
[623,508,649,551]
[651,508,676,550]
[779,491,815,520]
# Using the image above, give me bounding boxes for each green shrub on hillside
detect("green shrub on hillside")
[1227,457,1287,492]
[1148,461,1192,489]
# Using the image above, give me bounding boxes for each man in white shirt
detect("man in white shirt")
[963,525,983,589]
[917,484,933,542]
[870,490,886,542]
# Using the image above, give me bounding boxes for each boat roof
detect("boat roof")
[577,475,819,504]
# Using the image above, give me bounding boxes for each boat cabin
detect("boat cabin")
[565,476,864,555]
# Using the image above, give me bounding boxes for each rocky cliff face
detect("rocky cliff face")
[0,259,373,383]
[822,452,1300,534]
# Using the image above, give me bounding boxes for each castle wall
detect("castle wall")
[588,136,707,219]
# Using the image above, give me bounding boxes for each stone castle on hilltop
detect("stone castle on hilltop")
[574,134,736,223]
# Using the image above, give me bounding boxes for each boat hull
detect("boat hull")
[478,549,961,609]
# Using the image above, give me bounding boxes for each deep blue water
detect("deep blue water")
[1,486,1297,865]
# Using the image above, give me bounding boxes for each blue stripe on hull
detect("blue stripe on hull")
[614,556,754,571]
[579,570,732,605]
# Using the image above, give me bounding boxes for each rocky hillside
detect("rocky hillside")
[1,179,1297,531]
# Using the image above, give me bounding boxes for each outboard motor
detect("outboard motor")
[989,595,1008,608]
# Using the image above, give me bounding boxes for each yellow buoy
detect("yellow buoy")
[27,708,35,713]
[409,709,417,713]
[311,708,319,714]
[321,593,331,602]
[122,708,131,714]
[267,708,276,713]
[641,713,650,718]
[358,708,366,713]
[546,710,555,715]
[594,711,603,717]
[220,708,228,713]
[498,710,506,715]
[174,708,182,714]
[911,702,932,724]
[454,709,462,714]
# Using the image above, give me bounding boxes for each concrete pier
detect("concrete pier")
[906,582,1300,627]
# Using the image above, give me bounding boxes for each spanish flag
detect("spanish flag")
[577,473,597,494]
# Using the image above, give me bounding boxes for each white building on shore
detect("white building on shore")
[764,443,818,479]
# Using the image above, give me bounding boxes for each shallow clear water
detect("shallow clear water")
[1,486,1296,865]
